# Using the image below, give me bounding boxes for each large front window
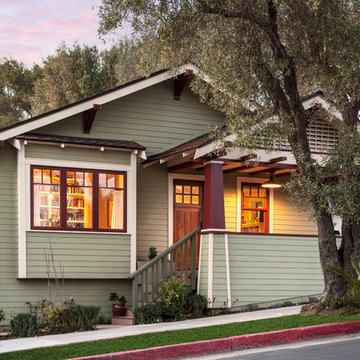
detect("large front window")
[32,166,126,232]
[241,183,269,233]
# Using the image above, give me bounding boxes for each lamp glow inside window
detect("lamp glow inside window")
[32,166,126,232]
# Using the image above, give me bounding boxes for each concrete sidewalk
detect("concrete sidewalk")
[0,305,302,354]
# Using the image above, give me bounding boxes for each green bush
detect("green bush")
[66,305,100,331]
[0,309,4,323]
[185,294,208,318]
[10,313,39,338]
[42,305,71,334]
[159,276,188,321]
[134,302,163,324]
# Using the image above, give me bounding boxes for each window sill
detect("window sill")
[27,229,131,235]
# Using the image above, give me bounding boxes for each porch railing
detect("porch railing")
[129,227,201,323]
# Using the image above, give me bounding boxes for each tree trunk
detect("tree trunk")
[317,212,347,300]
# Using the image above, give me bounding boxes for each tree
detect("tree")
[0,59,40,127]
[98,0,360,300]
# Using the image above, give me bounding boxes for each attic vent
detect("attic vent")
[306,117,339,152]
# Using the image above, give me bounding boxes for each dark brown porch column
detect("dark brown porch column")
[203,161,225,230]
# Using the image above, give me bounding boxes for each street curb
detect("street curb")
[70,321,360,360]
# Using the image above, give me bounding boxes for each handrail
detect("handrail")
[128,226,200,280]
[130,226,201,324]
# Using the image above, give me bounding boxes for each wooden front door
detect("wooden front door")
[173,180,203,267]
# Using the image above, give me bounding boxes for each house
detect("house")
[0,63,341,327]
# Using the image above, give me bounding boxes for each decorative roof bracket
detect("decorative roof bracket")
[174,69,194,100]
[83,104,101,134]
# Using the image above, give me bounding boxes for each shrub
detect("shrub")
[96,314,111,325]
[159,276,188,321]
[134,302,163,324]
[10,313,39,338]
[66,305,100,331]
[185,294,208,318]
[42,305,71,334]
[0,309,4,322]
[317,262,360,314]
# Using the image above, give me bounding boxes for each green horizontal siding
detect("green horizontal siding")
[35,81,225,156]
[198,234,209,297]
[26,232,131,279]
[136,163,168,259]
[25,144,131,165]
[212,234,227,306]
[228,234,323,306]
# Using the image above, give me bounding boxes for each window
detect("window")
[31,166,126,232]
[241,183,268,233]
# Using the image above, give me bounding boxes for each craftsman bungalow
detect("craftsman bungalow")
[0,63,341,326]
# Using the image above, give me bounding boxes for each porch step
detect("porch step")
[111,308,133,326]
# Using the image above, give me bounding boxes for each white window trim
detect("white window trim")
[236,177,274,233]
[168,173,204,247]
[18,152,137,278]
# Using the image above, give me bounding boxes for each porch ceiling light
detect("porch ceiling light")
[261,172,282,188]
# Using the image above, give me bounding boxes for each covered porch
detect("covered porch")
[135,135,324,311]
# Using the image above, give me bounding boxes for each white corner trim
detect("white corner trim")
[197,234,203,295]
[224,233,231,308]
[130,152,137,273]
[236,177,274,233]
[168,173,204,247]
[208,233,214,307]
[18,144,27,278]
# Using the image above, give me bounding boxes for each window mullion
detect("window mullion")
[93,170,99,230]
[60,169,67,229]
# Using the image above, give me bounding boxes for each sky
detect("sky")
[0,0,120,68]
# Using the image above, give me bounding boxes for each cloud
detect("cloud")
[0,0,109,67]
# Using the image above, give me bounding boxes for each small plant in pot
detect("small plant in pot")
[109,293,127,316]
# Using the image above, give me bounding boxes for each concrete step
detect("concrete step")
[111,308,133,326]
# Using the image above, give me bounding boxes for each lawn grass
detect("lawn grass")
[2,313,360,360]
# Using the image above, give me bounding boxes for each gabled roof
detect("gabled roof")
[0,63,200,142]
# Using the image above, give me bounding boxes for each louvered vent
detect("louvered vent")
[306,117,339,152]
[258,118,339,153]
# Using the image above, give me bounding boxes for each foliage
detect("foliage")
[96,314,111,325]
[184,293,208,318]
[134,302,164,324]
[109,293,126,306]
[148,246,158,260]
[98,0,360,300]
[0,58,40,127]
[10,313,40,338]
[65,305,100,332]
[159,276,188,321]
[0,309,4,322]
[4,313,360,360]
[42,305,72,334]
[0,39,153,128]
[317,262,360,314]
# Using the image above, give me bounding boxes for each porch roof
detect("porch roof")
[16,133,146,151]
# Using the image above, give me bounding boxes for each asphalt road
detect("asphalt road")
[184,333,360,360]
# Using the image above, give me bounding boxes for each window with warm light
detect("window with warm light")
[241,183,269,233]
[31,166,126,232]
